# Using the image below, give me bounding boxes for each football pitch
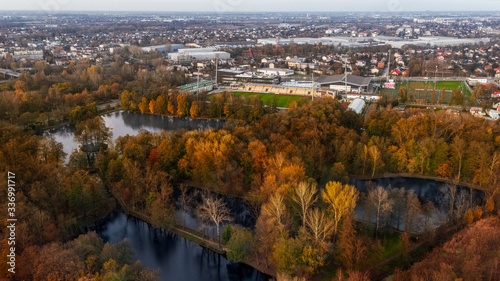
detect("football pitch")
[382,80,471,102]
[229,92,311,108]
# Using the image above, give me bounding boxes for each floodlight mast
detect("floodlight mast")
[215,54,219,89]
[387,49,391,79]
[312,71,314,101]
[197,62,200,95]
[345,62,348,94]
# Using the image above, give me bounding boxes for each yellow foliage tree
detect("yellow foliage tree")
[177,95,188,117]
[322,181,359,235]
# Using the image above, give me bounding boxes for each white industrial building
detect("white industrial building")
[168,47,230,61]
[257,68,294,76]
[347,99,366,114]
[142,44,184,53]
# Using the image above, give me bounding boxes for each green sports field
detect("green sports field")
[398,81,470,94]
[382,80,471,102]
[229,92,311,108]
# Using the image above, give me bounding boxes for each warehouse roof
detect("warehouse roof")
[315,74,372,86]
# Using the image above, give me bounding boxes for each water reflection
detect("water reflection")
[44,111,225,162]
[350,177,484,233]
[96,211,269,281]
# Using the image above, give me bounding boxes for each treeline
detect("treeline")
[120,90,288,121]
[2,90,500,279]
[0,122,120,279]
[105,96,500,209]
[1,232,158,280]
[0,59,187,128]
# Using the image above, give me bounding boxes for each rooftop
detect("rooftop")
[315,74,372,86]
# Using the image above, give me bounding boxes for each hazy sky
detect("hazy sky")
[3,0,500,12]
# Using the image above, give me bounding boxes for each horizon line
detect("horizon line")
[2,10,500,13]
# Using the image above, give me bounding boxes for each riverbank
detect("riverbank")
[349,172,485,192]
[110,188,276,278]
[41,107,122,132]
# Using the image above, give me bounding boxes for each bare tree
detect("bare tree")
[262,192,286,231]
[292,181,317,228]
[444,183,457,222]
[422,201,436,231]
[455,189,470,219]
[197,193,232,248]
[404,190,422,233]
[366,186,392,236]
[179,184,198,227]
[389,186,406,230]
[305,208,335,245]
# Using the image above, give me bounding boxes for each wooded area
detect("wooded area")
[1,63,500,280]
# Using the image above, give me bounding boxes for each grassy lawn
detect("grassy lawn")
[229,91,311,108]
[397,81,470,95]
[382,80,470,103]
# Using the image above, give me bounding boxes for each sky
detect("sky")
[2,0,500,12]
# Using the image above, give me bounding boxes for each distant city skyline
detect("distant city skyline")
[3,0,500,13]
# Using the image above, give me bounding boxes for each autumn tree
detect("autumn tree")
[438,88,445,103]
[464,209,474,224]
[405,190,422,233]
[189,101,200,117]
[338,215,366,271]
[399,232,411,266]
[322,181,359,235]
[176,95,188,117]
[451,136,466,182]
[226,228,253,262]
[155,94,168,114]
[167,96,176,115]
[398,86,408,103]
[149,99,156,114]
[138,97,149,113]
[120,90,133,109]
[474,205,483,220]
[74,116,112,166]
[485,197,495,214]
[369,145,381,177]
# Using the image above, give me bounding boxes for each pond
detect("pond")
[95,210,270,281]
[44,110,225,162]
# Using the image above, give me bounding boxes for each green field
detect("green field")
[230,92,311,108]
[397,81,470,95]
[382,80,471,102]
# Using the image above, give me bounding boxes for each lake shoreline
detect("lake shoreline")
[349,172,484,193]
[108,188,276,279]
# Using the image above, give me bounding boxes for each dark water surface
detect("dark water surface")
[95,210,270,281]
[44,110,225,162]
